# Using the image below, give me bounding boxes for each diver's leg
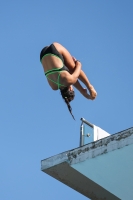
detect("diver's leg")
[77,70,97,99]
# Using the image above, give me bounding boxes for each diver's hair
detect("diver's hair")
[64,97,75,120]
[60,87,75,120]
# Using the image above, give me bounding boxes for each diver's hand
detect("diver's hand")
[72,56,81,63]
[72,56,77,62]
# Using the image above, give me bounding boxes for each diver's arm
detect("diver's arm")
[65,61,81,85]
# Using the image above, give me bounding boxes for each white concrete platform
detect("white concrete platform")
[41,127,133,200]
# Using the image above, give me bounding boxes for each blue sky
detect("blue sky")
[0,1,133,199]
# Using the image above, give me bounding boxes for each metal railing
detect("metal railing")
[80,118,94,147]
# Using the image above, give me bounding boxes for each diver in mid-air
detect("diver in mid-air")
[40,42,97,119]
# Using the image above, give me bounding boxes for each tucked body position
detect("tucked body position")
[40,42,97,119]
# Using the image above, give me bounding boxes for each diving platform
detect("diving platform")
[41,119,133,200]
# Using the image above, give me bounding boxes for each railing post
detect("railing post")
[80,121,84,147]
[80,118,94,147]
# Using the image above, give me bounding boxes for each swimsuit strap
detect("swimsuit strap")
[57,73,61,89]
[45,71,66,88]
[46,76,65,88]
[45,66,64,76]
[44,66,68,89]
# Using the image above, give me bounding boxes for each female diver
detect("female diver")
[40,42,97,119]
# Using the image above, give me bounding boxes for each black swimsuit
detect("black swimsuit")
[40,44,69,89]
